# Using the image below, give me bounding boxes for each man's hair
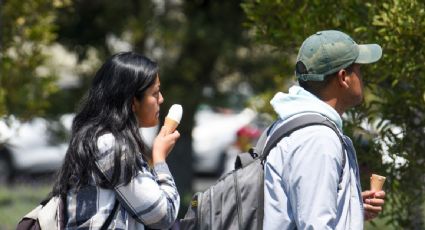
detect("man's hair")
[298,64,354,98]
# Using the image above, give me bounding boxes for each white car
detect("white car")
[0,114,159,184]
[192,107,258,175]
[0,115,73,183]
[0,107,259,182]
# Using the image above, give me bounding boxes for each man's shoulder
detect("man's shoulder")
[270,118,343,151]
[294,126,343,154]
[273,114,342,138]
[294,124,341,137]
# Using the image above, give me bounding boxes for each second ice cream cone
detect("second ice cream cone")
[370,174,386,191]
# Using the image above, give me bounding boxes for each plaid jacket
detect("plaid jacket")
[65,133,180,229]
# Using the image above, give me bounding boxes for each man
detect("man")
[263,30,386,229]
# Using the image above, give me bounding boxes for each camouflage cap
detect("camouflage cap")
[296,30,382,81]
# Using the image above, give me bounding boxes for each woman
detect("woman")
[51,52,180,229]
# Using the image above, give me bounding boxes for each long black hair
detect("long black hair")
[52,52,158,196]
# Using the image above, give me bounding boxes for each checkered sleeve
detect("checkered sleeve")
[95,134,180,229]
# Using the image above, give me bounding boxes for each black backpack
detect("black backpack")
[179,113,345,230]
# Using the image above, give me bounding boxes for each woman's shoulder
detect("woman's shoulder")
[97,133,116,153]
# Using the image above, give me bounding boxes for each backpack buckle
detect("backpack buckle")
[249,148,258,158]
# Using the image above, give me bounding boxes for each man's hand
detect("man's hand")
[362,190,386,220]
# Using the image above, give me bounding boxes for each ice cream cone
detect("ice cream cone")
[164,117,179,134]
[370,174,386,191]
[164,104,182,134]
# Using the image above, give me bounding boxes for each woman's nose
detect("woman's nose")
[158,92,164,104]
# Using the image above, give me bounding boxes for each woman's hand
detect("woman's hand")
[362,190,386,221]
[152,126,180,164]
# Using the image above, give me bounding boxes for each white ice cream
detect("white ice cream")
[166,104,183,123]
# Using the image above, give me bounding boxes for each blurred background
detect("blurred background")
[1,0,425,229]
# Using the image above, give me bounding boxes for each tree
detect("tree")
[0,0,69,119]
[243,0,425,228]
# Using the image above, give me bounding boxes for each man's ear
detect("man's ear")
[337,69,349,88]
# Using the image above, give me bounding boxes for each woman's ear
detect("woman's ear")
[131,97,136,112]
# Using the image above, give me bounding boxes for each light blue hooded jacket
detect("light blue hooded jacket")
[263,86,364,230]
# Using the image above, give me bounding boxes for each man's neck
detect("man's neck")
[323,98,345,116]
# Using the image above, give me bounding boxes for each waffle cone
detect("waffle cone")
[370,174,386,191]
[164,117,179,134]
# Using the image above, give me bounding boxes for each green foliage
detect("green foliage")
[243,0,425,228]
[0,183,52,230]
[0,0,69,118]
[55,0,156,58]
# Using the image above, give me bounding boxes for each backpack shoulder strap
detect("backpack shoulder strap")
[251,119,280,157]
[100,199,119,230]
[259,114,346,168]
[234,120,279,169]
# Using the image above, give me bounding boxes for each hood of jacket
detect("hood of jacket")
[270,85,343,130]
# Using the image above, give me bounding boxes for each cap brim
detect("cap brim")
[355,44,382,64]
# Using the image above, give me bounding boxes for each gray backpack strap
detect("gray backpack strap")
[259,114,346,170]
[236,114,346,171]
[234,121,278,169]
[253,125,271,155]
